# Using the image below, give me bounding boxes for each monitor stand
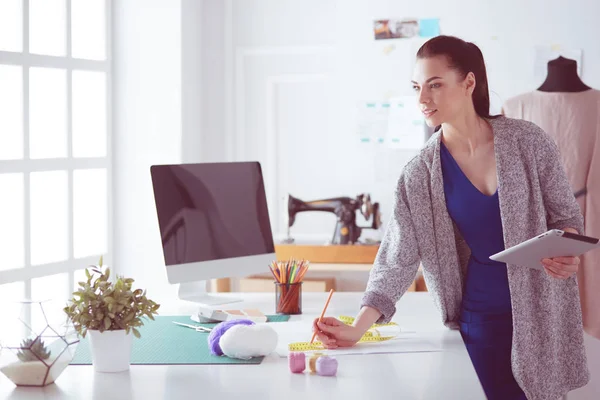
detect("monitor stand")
[177,281,243,307]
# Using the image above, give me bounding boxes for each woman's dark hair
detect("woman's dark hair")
[416,35,500,121]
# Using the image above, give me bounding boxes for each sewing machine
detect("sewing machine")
[286,193,382,245]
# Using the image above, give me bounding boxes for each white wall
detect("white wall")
[113,1,600,277]
[112,0,182,301]
[220,0,600,244]
[181,0,204,164]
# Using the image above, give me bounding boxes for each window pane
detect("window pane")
[0,174,24,270]
[72,268,87,293]
[31,273,69,332]
[29,0,66,56]
[29,67,67,159]
[72,71,107,157]
[0,282,25,303]
[73,169,107,258]
[0,65,23,160]
[0,282,25,339]
[30,171,68,265]
[0,0,22,52]
[71,0,106,60]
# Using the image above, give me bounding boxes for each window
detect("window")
[0,0,111,326]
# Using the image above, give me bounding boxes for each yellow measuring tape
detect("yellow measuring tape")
[288,315,400,352]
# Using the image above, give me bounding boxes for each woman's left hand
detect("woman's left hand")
[541,256,580,279]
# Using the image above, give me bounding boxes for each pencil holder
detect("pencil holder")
[275,282,303,315]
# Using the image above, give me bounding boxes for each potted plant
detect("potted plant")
[63,257,160,372]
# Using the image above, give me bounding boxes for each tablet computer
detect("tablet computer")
[489,229,600,270]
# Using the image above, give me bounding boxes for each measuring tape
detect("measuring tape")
[337,315,398,328]
[287,316,400,352]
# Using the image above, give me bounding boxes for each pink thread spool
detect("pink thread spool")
[288,352,306,373]
[316,355,338,376]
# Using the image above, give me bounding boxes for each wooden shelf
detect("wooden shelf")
[274,244,379,264]
[239,276,335,292]
[211,244,429,293]
[309,263,372,272]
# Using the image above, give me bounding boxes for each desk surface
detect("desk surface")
[0,292,485,400]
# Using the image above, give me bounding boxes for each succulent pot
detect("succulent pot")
[0,300,79,386]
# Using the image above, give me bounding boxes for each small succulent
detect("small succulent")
[63,256,160,339]
[17,338,51,362]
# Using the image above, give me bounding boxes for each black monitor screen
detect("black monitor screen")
[150,162,275,265]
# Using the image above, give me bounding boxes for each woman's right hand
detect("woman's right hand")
[312,317,363,349]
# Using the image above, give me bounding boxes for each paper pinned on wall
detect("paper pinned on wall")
[356,102,389,143]
[382,44,396,55]
[356,97,426,149]
[534,45,583,80]
[418,18,440,37]
[386,96,426,150]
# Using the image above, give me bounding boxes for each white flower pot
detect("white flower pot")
[88,330,133,373]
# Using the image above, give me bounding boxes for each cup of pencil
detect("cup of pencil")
[269,259,309,315]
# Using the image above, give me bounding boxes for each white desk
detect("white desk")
[0,292,485,400]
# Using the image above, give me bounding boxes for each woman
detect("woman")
[312,35,589,400]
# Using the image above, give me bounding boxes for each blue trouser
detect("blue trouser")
[459,309,527,400]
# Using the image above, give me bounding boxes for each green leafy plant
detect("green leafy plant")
[17,338,51,362]
[63,256,160,339]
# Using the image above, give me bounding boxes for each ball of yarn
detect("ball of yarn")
[308,353,323,373]
[219,324,278,360]
[208,319,255,356]
[316,355,338,376]
[288,352,306,373]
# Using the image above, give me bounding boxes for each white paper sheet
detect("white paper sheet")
[385,96,426,150]
[268,321,443,357]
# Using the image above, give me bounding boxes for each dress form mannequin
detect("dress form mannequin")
[503,56,600,346]
[537,56,591,93]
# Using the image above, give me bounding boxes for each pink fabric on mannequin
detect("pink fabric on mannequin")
[503,89,600,340]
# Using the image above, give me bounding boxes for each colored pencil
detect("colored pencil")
[310,288,334,344]
[269,258,310,284]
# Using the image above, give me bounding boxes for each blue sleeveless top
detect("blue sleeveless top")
[440,141,512,315]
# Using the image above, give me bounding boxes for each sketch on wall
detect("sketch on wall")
[356,96,426,150]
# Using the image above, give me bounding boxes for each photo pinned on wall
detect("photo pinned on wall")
[373,18,440,40]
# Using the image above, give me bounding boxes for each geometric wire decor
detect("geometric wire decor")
[0,300,79,386]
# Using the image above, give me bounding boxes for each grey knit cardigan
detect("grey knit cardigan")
[361,116,590,400]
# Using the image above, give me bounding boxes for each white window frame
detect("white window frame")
[0,0,112,297]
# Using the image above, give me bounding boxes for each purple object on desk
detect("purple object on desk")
[208,319,255,356]
[316,356,338,376]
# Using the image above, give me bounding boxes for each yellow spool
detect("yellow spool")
[308,353,323,373]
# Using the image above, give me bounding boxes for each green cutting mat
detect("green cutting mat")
[70,315,290,365]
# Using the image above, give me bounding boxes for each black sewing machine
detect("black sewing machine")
[286,193,382,245]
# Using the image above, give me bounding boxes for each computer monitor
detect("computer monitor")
[150,161,276,306]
